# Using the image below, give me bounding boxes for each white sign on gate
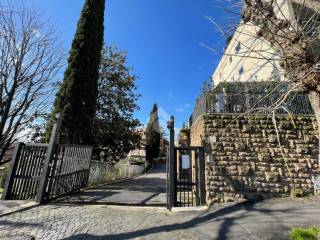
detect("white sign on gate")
[181,155,190,169]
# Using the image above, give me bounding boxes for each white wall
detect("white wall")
[211,0,296,88]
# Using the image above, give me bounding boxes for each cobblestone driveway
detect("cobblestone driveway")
[1,197,320,240]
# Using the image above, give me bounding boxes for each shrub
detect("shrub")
[129,157,145,166]
[0,164,9,189]
[291,188,311,198]
[289,227,320,240]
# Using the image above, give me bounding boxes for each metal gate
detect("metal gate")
[1,143,47,200]
[166,116,205,210]
[41,145,92,202]
[2,116,93,203]
[175,146,205,207]
[1,143,92,203]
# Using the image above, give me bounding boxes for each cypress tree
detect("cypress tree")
[145,103,161,167]
[47,0,105,144]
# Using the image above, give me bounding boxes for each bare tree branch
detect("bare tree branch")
[0,1,64,163]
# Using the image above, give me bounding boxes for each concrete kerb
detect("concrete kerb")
[171,206,209,213]
[0,201,39,218]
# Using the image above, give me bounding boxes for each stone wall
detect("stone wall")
[88,161,114,185]
[89,161,145,186]
[191,114,320,204]
[190,116,205,146]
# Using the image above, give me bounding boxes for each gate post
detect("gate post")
[198,147,206,206]
[167,116,175,210]
[1,142,24,200]
[36,114,62,204]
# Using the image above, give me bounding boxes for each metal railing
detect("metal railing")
[190,91,314,126]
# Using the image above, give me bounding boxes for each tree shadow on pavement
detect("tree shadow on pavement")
[62,199,296,240]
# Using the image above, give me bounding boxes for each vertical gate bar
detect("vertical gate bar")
[68,146,76,192]
[26,146,35,199]
[68,146,76,191]
[174,147,177,207]
[183,152,188,207]
[20,145,33,199]
[11,145,26,199]
[76,147,82,188]
[26,146,38,199]
[72,147,79,190]
[28,146,42,199]
[81,148,86,187]
[34,146,47,196]
[47,145,60,199]
[22,146,36,199]
[179,151,181,207]
[190,151,192,207]
[60,147,67,195]
[36,114,62,204]
[72,147,78,191]
[54,146,61,197]
[194,149,199,206]
[166,151,169,207]
[182,151,185,207]
[79,147,85,187]
[63,146,71,194]
[14,145,27,199]
[198,147,206,206]
[20,146,31,200]
[60,146,68,194]
[185,161,187,207]
[16,146,26,199]
[167,116,175,210]
[2,142,24,200]
[83,147,93,187]
[79,148,85,187]
[187,149,190,207]
[76,148,82,188]
[56,146,66,196]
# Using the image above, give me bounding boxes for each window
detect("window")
[229,56,232,63]
[235,42,241,53]
[239,66,244,75]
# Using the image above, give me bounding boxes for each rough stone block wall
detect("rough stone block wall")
[202,114,319,204]
[190,116,205,146]
[190,116,206,186]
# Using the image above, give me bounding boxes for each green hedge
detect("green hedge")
[289,227,320,240]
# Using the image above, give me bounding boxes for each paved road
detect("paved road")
[0,197,320,239]
[56,164,167,206]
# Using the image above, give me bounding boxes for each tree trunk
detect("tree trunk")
[308,90,320,163]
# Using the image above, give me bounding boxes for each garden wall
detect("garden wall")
[191,114,320,204]
[89,161,145,186]
[190,116,205,146]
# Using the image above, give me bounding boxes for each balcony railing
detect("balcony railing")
[190,91,314,126]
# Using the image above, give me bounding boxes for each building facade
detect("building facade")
[211,0,319,87]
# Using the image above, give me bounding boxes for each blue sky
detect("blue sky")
[25,0,236,130]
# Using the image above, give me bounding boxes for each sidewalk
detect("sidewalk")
[0,196,320,239]
[0,200,37,217]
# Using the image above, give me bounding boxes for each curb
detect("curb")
[0,201,39,218]
[171,206,209,212]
